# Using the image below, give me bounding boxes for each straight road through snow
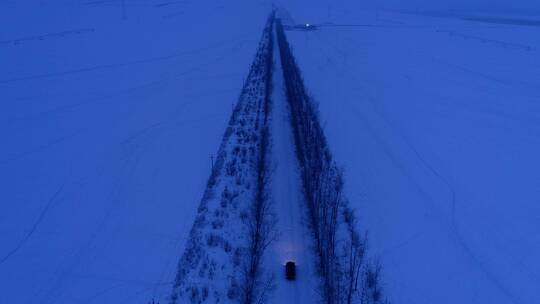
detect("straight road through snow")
[266,27,318,303]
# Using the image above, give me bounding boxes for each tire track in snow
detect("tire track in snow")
[0,129,84,165]
[0,35,254,84]
[397,127,523,304]
[36,142,143,304]
[0,184,65,266]
[0,28,95,47]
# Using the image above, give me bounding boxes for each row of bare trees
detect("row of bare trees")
[240,12,277,304]
[275,18,386,304]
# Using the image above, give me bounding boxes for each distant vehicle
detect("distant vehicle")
[283,23,318,31]
[285,261,296,280]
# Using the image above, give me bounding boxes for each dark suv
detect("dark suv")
[285,261,296,280]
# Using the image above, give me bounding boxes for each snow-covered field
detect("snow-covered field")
[2,0,540,303]
[0,1,270,303]
[287,10,540,304]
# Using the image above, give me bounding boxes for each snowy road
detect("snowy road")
[265,28,318,303]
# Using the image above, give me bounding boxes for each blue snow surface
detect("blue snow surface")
[1,0,540,303]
